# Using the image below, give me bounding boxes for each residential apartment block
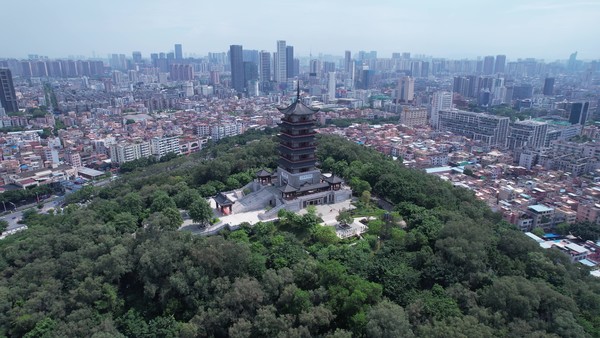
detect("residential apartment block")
[400,107,428,127]
[109,141,151,164]
[151,136,181,158]
[438,109,509,147]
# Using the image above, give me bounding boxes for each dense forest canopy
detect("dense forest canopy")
[1,131,600,337]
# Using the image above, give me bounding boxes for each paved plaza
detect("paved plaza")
[180,197,368,239]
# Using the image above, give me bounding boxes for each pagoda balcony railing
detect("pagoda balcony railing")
[278,146,315,156]
[280,124,315,131]
[280,131,317,137]
[280,118,316,125]
[279,160,317,170]
[279,142,317,150]
[281,166,315,173]
[280,155,316,163]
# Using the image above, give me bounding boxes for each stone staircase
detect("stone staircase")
[232,186,277,213]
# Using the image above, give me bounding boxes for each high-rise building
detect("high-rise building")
[569,102,590,125]
[323,62,335,74]
[344,51,352,73]
[274,40,287,83]
[431,91,453,129]
[568,51,578,72]
[242,50,259,64]
[211,123,242,141]
[230,45,244,93]
[397,76,414,103]
[286,46,294,79]
[400,107,428,127]
[309,59,321,75]
[20,61,32,78]
[512,84,533,100]
[151,136,181,159]
[259,51,271,83]
[327,72,336,103]
[210,70,220,85]
[150,53,159,65]
[110,141,151,164]
[438,110,509,146]
[483,56,495,75]
[132,51,142,64]
[174,44,183,60]
[453,76,471,97]
[243,62,258,88]
[543,77,555,96]
[507,120,548,150]
[169,64,194,81]
[0,69,18,113]
[293,58,300,77]
[495,55,506,74]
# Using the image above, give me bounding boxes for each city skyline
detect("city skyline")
[1,0,599,60]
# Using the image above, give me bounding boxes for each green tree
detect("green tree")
[23,318,57,338]
[188,198,213,226]
[365,300,414,338]
[349,177,371,196]
[150,191,176,213]
[117,309,149,337]
[0,219,8,233]
[122,192,144,218]
[159,152,178,163]
[312,226,339,245]
[555,222,570,236]
[225,177,241,190]
[531,227,545,238]
[112,212,138,233]
[161,208,184,231]
[147,316,181,338]
[569,221,600,241]
[336,209,354,226]
[173,189,201,209]
[198,184,217,197]
[360,190,371,205]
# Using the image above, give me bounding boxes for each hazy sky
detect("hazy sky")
[2,0,599,60]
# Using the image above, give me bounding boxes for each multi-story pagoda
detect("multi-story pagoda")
[273,89,351,209]
[277,92,318,175]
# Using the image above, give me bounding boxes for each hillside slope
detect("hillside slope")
[1,133,599,337]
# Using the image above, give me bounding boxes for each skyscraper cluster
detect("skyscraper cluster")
[228,40,302,95]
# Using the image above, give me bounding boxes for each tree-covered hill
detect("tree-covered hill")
[1,133,600,337]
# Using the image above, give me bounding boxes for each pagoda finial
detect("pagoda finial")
[296,81,300,103]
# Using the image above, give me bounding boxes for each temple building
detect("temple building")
[275,93,350,207]
[220,90,351,220]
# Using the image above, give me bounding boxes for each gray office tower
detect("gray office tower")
[175,44,183,60]
[569,102,589,125]
[345,51,352,73]
[229,45,244,93]
[543,77,555,96]
[483,56,495,75]
[286,46,294,78]
[0,69,18,113]
[259,51,271,82]
[495,55,506,73]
